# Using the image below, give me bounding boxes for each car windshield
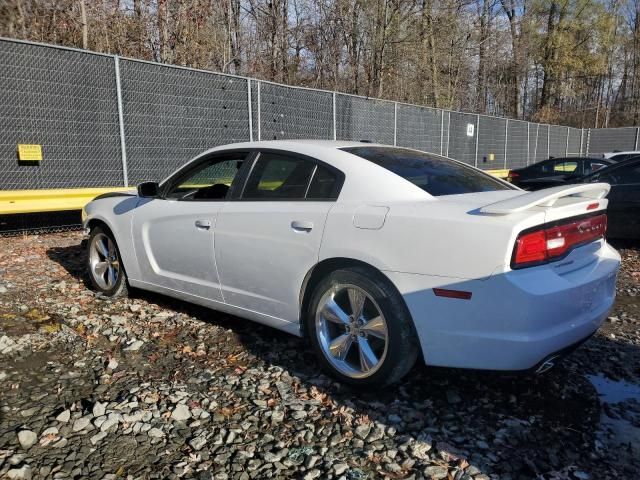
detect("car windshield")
[342,146,513,196]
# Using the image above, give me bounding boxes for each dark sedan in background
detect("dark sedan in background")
[582,156,640,239]
[507,157,613,190]
[507,156,640,239]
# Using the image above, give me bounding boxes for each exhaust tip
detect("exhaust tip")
[535,355,561,374]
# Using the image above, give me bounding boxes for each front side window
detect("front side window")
[341,146,512,196]
[165,157,244,200]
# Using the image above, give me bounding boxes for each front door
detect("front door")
[131,151,249,301]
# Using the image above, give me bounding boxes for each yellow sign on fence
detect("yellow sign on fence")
[17,144,43,161]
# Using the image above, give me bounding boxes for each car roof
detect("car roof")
[602,151,640,158]
[515,156,608,170]
[174,140,448,202]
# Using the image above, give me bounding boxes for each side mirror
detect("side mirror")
[137,181,159,198]
[590,174,600,183]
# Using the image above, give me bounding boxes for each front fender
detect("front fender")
[83,196,141,280]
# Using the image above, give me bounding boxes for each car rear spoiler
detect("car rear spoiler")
[480,183,610,215]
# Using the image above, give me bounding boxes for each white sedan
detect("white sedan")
[83,140,620,387]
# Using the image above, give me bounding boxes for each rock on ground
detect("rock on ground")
[0,231,638,480]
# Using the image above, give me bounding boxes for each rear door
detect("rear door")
[215,150,343,322]
[131,151,250,301]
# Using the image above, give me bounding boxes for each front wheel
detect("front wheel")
[87,226,128,298]
[306,267,418,388]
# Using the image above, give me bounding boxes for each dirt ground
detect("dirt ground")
[0,232,638,480]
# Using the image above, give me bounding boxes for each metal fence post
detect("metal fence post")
[393,102,398,146]
[526,122,530,165]
[533,124,539,162]
[257,81,262,141]
[565,127,570,156]
[247,80,253,142]
[332,92,337,141]
[586,129,591,155]
[547,125,551,159]
[446,112,451,157]
[440,110,444,155]
[113,55,128,187]
[635,127,639,150]
[474,114,480,167]
[503,118,508,169]
[579,129,584,156]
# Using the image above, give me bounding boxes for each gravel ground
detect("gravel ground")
[0,232,638,480]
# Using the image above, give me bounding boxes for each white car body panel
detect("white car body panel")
[83,140,621,372]
[131,198,224,302]
[214,200,333,321]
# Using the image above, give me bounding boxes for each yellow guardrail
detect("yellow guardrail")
[486,169,510,178]
[0,188,131,215]
[1,170,510,215]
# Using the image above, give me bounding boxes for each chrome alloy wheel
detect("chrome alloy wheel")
[89,233,120,290]
[315,284,388,378]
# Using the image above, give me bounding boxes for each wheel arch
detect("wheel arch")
[299,257,416,337]
[86,217,114,235]
[85,216,134,279]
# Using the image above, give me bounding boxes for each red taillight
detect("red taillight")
[512,214,607,269]
[508,170,519,179]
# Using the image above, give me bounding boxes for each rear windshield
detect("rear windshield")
[342,146,513,196]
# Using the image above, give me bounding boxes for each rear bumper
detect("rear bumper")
[385,240,620,371]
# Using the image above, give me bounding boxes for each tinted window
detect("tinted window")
[587,161,607,174]
[165,158,243,200]
[599,163,640,185]
[243,153,315,199]
[342,147,511,196]
[307,166,337,199]
[554,161,578,173]
[539,161,554,174]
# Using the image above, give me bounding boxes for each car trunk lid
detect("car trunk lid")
[435,183,611,273]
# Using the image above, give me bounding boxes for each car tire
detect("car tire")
[86,226,128,298]
[306,266,419,388]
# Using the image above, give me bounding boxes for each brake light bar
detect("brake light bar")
[512,213,607,269]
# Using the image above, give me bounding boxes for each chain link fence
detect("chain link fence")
[1,37,639,193]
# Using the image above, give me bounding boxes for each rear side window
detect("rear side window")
[553,161,578,174]
[241,152,340,200]
[342,147,512,196]
[307,166,337,199]
[587,161,608,174]
[243,154,314,199]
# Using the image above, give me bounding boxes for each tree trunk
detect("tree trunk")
[79,0,88,49]
[477,0,489,113]
[501,0,521,118]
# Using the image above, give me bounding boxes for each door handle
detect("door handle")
[195,219,212,230]
[291,220,313,232]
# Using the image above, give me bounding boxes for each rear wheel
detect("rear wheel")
[87,226,128,298]
[306,267,418,388]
